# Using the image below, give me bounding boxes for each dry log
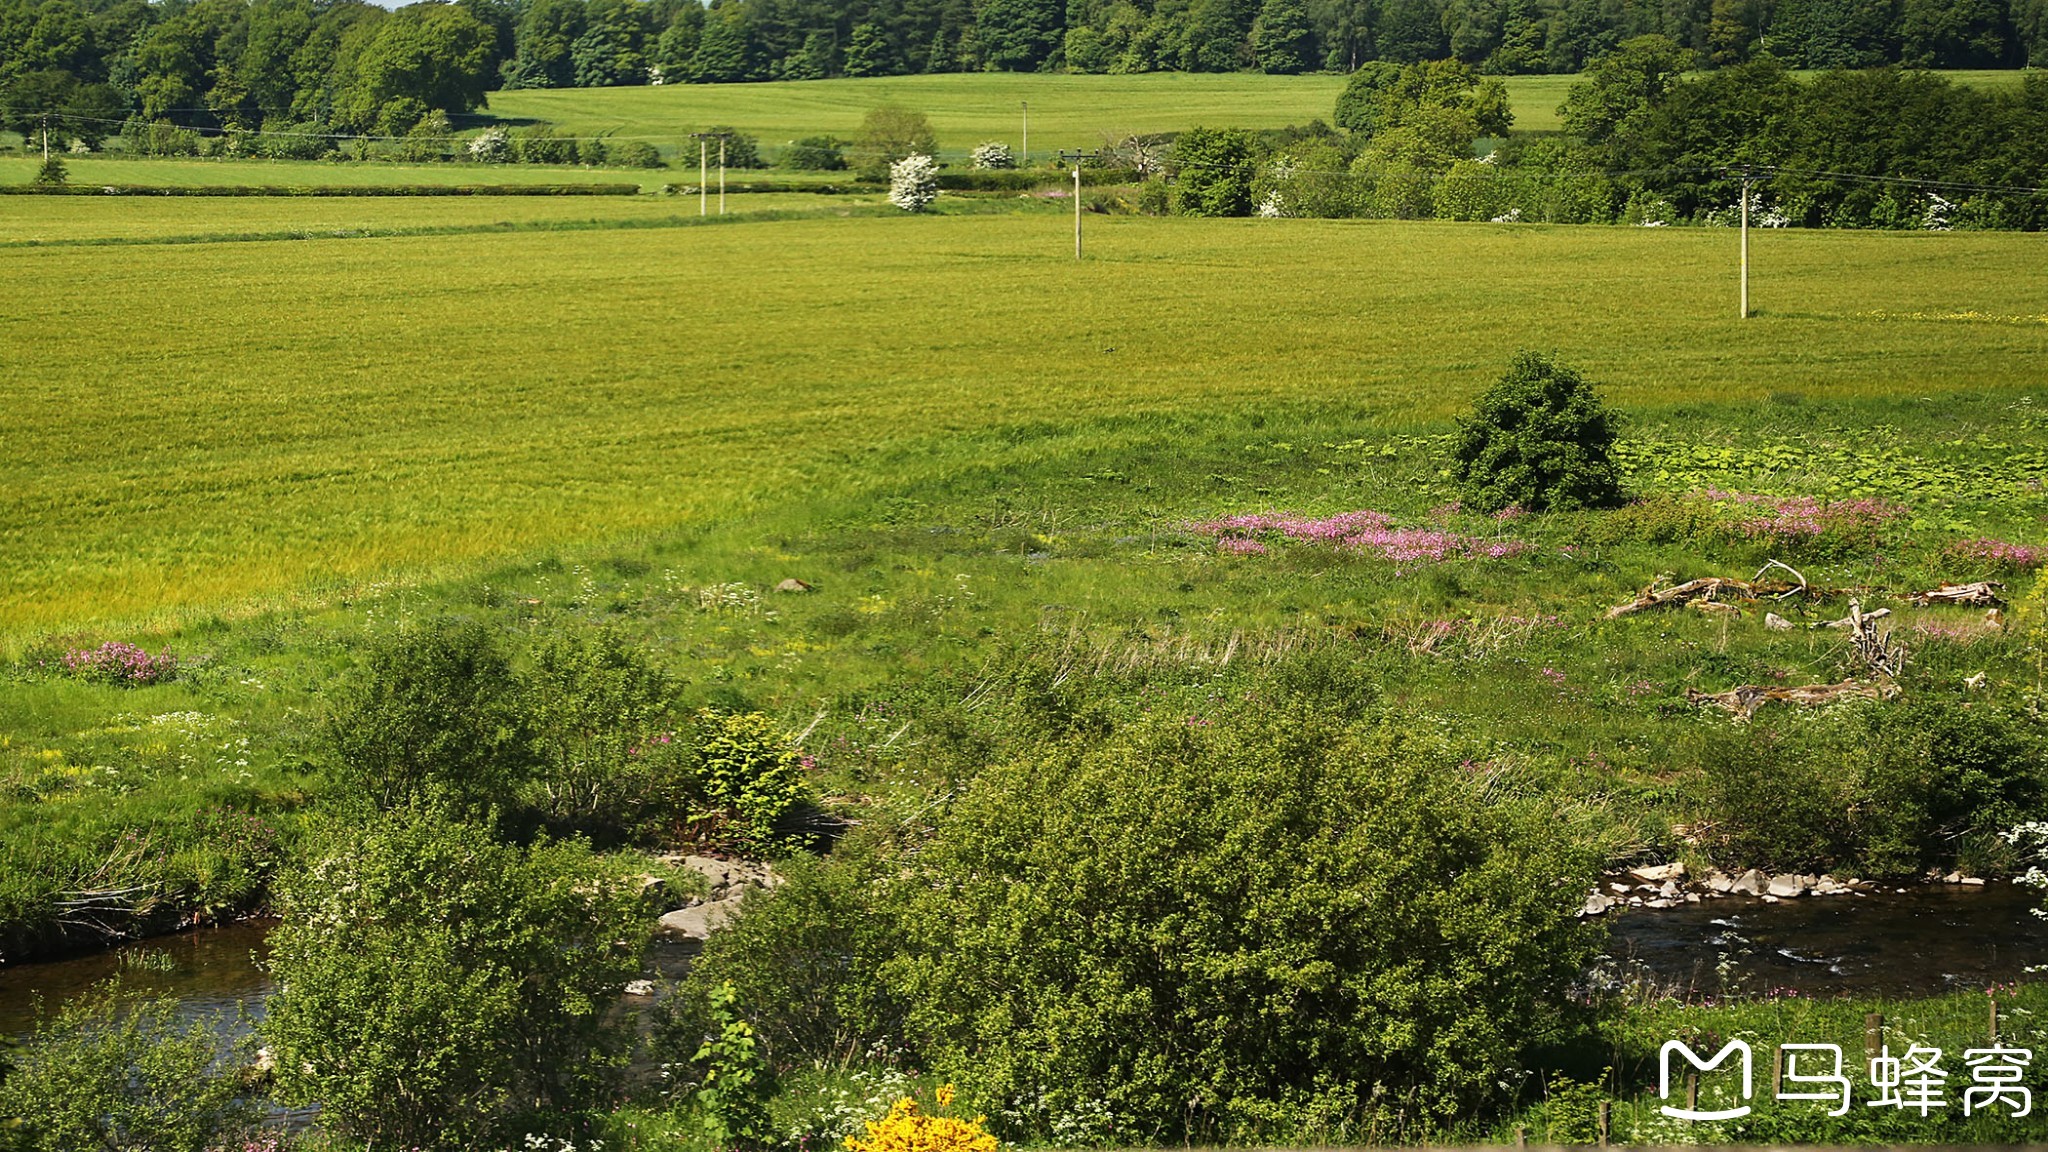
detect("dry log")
[1686,678,1898,720]
[1606,577,1753,619]
[1813,606,1891,629]
[1909,581,2006,607]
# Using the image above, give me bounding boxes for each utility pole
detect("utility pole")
[690,131,733,216]
[1020,101,1028,166]
[40,113,49,163]
[1738,165,1752,320]
[1058,149,1098,259]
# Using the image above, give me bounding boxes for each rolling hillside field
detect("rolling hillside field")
[482,69,2032,156]
[3,203,2044,638]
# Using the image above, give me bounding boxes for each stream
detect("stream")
[2,885,2044,1040]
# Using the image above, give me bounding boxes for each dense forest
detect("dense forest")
[1,0,2045,144]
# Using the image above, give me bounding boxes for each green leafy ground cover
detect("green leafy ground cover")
[3,197,2047,1144]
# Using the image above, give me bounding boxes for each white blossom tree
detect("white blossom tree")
[889,153,939,212]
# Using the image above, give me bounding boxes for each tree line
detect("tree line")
[3,0,2046,148]
[1163,46,2048,229]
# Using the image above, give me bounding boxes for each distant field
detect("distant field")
[484,69,2034,155]
[0,190,887,243]
[0,155,872,192]
[3,206,2045,636]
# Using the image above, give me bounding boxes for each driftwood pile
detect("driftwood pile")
[1685,679,1899,719]
[1908,581,2005,607]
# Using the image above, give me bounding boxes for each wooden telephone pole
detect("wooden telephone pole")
[1057,149,1099,259]
[690,131,733,216]
[1739,165,1752,319]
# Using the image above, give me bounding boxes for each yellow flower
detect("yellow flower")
[847,1095,999,1152]
[935,1085,955,1109]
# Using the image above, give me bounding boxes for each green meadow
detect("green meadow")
[6,184,2048,1147]
[5,206,2045,638]
[483,69,2034,153]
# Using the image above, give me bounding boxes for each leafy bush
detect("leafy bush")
[694,710,813,850]
[1170,127,1259,217]
[521,628,682,839]
[30,156,64,185]
[891,708,1601,1142]
[1451,351,1625,513]
[701,125,763,169]
[780,135,847,170]
[678,847,906,1065]
[122,119,200,157]
[1693,722,1863,872]
[264,809,650,1150]
[518,124,576,165]
[322,620,534,819]
[258,120,332,161]
[0,982,262,1152]
[853,106,937,181]
[690,982,773,1150]
[888,154,939,213]
[610,140,663,168]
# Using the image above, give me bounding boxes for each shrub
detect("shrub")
[693,709,813,849]
[31,156,65,185]
[62,641,176,685]
[678,847,906,1065]
[888,153,939,213]
[609,139,663,168]
[1858,698,2045,876]
[467,126,513,163]
[398,111,452,162]
[1692,721,1864,872]
[700,126,762,169]
[854,106,937,181]
[849,1094,1000,1152]
[518,124,576,165]
[690,981,773,1150]
[969,141,1014,170]
[521,628,682,840]
[1451,351,1625,513]
[322,620,535,819]
[123,119,200,156]
[891,708,1601,1142]
[1170,127,1259,217]
[258,120,332,161]
[0,982,263,1152]
[264,809,651,1150]
[780,135,847,171]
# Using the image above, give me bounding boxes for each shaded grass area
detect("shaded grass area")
[3,212,2045,639]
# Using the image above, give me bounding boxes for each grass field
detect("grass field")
[483,69,2035,155]
[0,155,871,192]
[0,190,896,243]
[4,203,2045,638]
[6,184,2048,1144]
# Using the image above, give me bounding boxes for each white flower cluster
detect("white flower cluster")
[467,127,511,163]
[889,153,939,213]
[1255,190,1286,218]
[1924,193,1956,231]
[969,141,1014,170]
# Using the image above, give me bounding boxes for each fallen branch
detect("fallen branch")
[1910,581,2005,607]
[1686,678,1898,719]
[1606,577,1752,619]
[1752,559,1809,600]
[1813,606,1892,629]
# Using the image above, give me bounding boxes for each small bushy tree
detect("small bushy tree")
[1170,126,1259,216]
[889,153,940,212]
[1450,350,1624,512]
[854,105,936,180]
[969,140,1014,170]
[265,809,651,1150]
[0,983,262,1152]
[780,135,846,170]
[323,620,535,819]
[892,708,1602,1142]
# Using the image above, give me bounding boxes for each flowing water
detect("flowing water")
[1,886,2043,1040]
